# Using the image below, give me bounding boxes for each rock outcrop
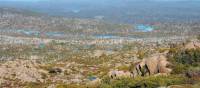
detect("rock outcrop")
[133,53,172,76]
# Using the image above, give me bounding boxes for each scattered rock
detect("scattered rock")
[108,70,133,79]
[70,78,82,84]
[47,84,56,88]
[184,41,200,50]
[91,50,114,57]
[0,59,44,84]
[185,71,200,79]
[48,68,62,74]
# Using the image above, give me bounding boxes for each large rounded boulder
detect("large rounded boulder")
[133,53,172,76]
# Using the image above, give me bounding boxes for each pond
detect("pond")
[17,30,65,37]
[94,34,122,39]
[94,34,142,39]
[136,24,154,32]
[17,30,40,36]
[45,32,65,37]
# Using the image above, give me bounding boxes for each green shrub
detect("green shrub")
[168,48,200,74]
[197,35,200,40]
[56,84,86,88]
[173,49,200,66]
[99,84,112,88]
[117,65,130,71]
[171,63,189,74]
[137,50,147,59]
[193,81,200,88]
[100,75,187,88]
[25,82,47,88]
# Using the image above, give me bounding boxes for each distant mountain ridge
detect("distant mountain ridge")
[0,7,44,16]
[0,0,200,23]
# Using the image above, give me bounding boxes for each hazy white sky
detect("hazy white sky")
[2,0,44,2]
[3,0,200,2]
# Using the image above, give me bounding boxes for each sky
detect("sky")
[1,0,44,2]
[1,0,200,3]
[3,0,199,1]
